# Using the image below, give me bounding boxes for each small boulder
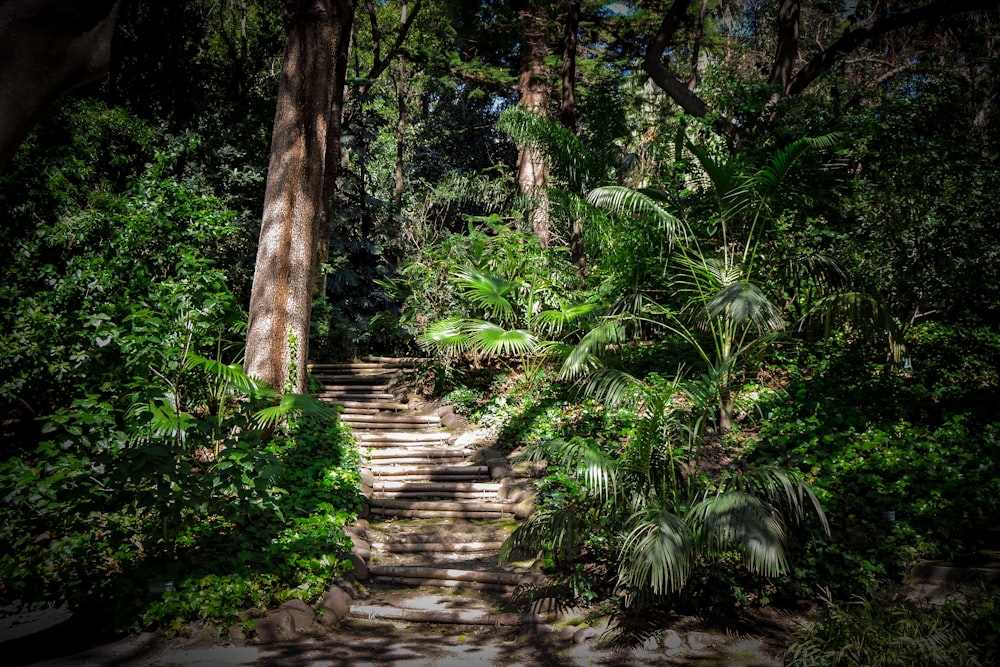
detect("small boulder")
[350,534,371,561]
[663,629,683,651]
[253,610,294,644]
[227,623,246,644]
[573,626,597,644]
[319,584,352,626]
[280,599,320,634]
[348,553,369,580]
[687,631,714,650]
[513,494,536,519]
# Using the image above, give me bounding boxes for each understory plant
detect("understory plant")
[783,588,995,667]
[0,340,359,632]
[500,371,829,646]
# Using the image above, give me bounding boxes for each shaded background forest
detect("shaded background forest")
[1,0,999,660]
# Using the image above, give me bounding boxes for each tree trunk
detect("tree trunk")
[245,0,355,393]
[559,0,587,270]
[769,0,800,95]
[394,4,408,213]
[0,0,121,171]
[517,1,553,247]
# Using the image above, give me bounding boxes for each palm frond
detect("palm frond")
[499,502,592,565]
[619,499,695,596]
[453,267,515,322]
[586,186,687,245]
[558,318,625,380]
[185,353,262,396]
[688,490,789,578]
[734,466,830,537]
[254,392,337,429]
[547,437,620,503]
[578,367,644,409]
[533,301,598,338]
[463,320,539,356]
[417,317,470,354]
[707,281,785,333]
[803,291,905,362]
[752,134,842,202]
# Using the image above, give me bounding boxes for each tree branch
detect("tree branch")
[784,0,998,97]
[642,0,740,147]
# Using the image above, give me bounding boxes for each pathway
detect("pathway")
[311,357,547,627]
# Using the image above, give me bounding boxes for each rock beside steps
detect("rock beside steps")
[311,358,544,628]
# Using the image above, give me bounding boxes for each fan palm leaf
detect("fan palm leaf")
[417,317,471,354]
[453,267,516,323]
[707,281,785,334]
[254,392,336,429]
[463,320,539,357]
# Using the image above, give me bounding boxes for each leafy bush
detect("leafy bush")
[784,589,993,666]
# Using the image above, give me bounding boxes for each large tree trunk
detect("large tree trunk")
[245,0,355,393]
[517,0,553,247]
[558,0,586,270]
[0,0,120,171]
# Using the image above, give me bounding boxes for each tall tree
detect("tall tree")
[516,0,555,246]
[244,0,356,393]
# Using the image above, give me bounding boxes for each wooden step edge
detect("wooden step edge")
[354,433,451,442]
[361,356,431,365]
[312,373,400,382]
[370,541,504,553]
[364,448,472,458]
[371,499,516,511]
[341,414,441,423]
[318,385,393,392]
[368,565,529,585]
[349,605,546,626]
[374,491,502,500]
[367,466,489,476]
[369,508,513,519]
[372,482,501,492]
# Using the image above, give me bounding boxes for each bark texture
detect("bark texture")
[245,0,355,393]
[517,0,553,247]
[0,0,120,170]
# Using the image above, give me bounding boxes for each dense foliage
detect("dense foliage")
[1,0,998,653]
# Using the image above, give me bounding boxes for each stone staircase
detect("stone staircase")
[311,357,545,627]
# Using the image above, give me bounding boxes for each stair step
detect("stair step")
[337,400,411,411]
[368,565,528,586]
[365,449,469,466]
[372,481,501,492]
[322,391,398,400]
[319,384,393,392]
[355,432,451,443]
[313,373,399,383]
[370,540,503,553]
[346,422,441,431]
[372,499,514,512]
[343,412,440,423]
[375,490,501,500]
[349,604,544,624]
[369,465,488,477]
[370,507,513,519]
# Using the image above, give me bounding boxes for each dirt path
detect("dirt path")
[7,601,794,667]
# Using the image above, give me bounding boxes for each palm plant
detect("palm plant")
[571,134,900,430]
[500,371,829,640]
[418,265,597,381]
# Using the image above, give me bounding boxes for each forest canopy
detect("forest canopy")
[1,0,998,656]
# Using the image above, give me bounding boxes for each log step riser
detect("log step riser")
[369,508,513,519]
